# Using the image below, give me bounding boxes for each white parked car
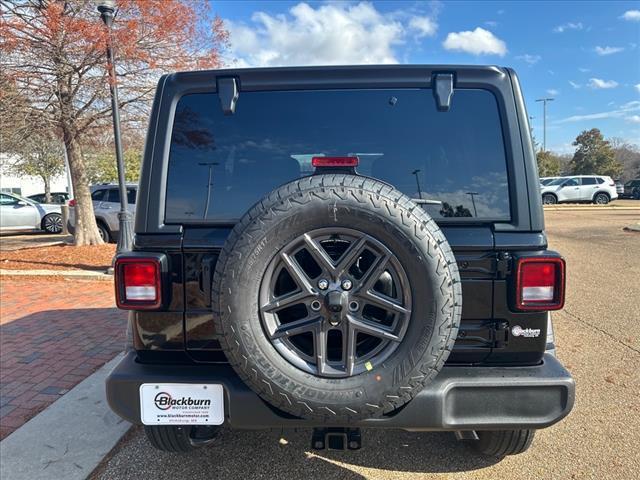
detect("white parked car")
[0,192,63,233]
[541,175,618,205]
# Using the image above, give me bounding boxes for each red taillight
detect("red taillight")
[311,156,359,167]
[68,199,77,207]
[115,257,162,309]
[515,257,565,311]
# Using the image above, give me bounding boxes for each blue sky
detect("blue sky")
[214,1,640,152]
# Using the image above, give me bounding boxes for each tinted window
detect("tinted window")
[597,177,605,184]
[166,89,510,223]
[563,178,580,187]
[102,188,136,204]
[582,177,597,185]
[92,189,106,202]
[105,189,120,203]
[0,194,18,206]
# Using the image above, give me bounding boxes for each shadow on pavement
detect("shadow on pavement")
[94,426,499,479]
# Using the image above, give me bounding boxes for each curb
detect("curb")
[0,355,130,480]
[0,269,113,281]
[543,206,640,211]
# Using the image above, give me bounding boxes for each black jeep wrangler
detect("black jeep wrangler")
[107,65,574,458]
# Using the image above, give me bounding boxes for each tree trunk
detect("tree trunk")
[42,176,51,204]
[63,131,104,245]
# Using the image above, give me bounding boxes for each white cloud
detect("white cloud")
[226,2,435,67]
[409,16,437,38]
[568,80,581,89]
[547,89,560,96]
[594,46,624,56]
[442,27,507,56]
[578,67,590,73]
[621,10,640,21]
[634,83,640,92]
[553,22,583,33]
[515,54,541,64]
[588,78,619,89]
[626,115,640,124]
[557,101,640,123]
[484,20,498,27]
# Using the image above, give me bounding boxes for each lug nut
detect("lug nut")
[318,279,329,290]
[341,279,353,290]
[349,301,359,312]
[310,300,322,311]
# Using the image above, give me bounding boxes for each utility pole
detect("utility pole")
[535,98,554,152]
[411,169,423,199]
[466,192,479,217]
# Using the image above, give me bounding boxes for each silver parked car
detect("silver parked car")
[0,192,63,233]
[68,184,137,243]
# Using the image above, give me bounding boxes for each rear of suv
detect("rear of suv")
[106,65,574,458]
[541,175,618,205]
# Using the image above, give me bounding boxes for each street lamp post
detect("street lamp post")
[97,0,133,252]
[535,98,554,152]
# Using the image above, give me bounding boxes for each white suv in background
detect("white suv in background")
[67,184,137,242]
[541,175,618,205]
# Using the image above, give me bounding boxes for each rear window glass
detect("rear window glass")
[582,177,597,185]
[165,89,510,223]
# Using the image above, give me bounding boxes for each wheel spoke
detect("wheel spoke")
[271,316,322,339]
[343,324,358,376]
[334,236,368,278]
[314,326,328,375]
[303,234,336,275]
[261,290,315,313]
[357,253,391,293]
[359,290,410,315]
[280,251,315,294]
[347,314,401,342]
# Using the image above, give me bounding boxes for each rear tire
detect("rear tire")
[472,429,535,457]
[542,193,557,205]
[42,213,62,234]
[144,425,217,453]
[97,221,112,243]
[593,193,609,205]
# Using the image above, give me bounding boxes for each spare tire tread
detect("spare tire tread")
[212,174,461,421]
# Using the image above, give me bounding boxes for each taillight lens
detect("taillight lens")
[115,257,162,309]
[515,257,565,311]
[68,199,76,207]
[311,156,359,167]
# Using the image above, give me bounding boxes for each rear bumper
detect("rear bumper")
[106,352,574,431]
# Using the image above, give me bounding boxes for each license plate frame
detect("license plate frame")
[139,383,224,426]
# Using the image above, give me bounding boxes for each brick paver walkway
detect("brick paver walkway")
[0,278,126,439]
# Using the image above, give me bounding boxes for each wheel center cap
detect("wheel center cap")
[325,289,348,325]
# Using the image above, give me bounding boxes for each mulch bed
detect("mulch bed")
[0,244,116,272]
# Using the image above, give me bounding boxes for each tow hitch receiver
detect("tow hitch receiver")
[312,427,362,450]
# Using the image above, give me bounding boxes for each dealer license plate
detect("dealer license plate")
[139,384,224,425]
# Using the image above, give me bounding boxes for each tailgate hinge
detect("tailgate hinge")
[495,252,512,278]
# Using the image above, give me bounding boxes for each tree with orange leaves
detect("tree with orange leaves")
[0,0,228,245]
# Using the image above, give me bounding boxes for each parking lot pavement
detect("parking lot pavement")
[93,208,640,480]
[0,278,126,439]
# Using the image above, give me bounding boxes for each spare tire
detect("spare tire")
[212,174,461,422]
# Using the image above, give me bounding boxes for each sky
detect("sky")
[212,0,640,153]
